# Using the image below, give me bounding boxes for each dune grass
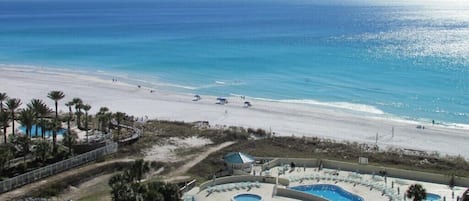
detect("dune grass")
[187,136,469,182]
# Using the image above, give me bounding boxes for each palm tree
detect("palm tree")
[72,98,83,128]
[0,111,10,143]
[5,98,21,136]
[27,99,48,138]
[49,120,62,153]
[145,181,181,201]
[41,106,53,138]
[82,104,91,143]
[64,101,75,155]
[18,108,35,137]
[65,101,74,132]
[406,184,427,201]
[48,91,65,148]
[0,92,7,111]
[130,159,150,183]
[109,173,134,201]
[63,123,77,156]
[51,120,60,152]
[47,91,65,121]
[97,107,110,133]
[114,112,125,140]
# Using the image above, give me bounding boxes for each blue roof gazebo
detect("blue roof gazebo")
[223,152,255,173]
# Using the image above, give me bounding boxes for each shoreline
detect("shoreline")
[1,66,469,158]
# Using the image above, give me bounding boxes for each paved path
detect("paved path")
[165,141,235,182]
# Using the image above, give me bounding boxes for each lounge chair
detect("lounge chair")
[240,182,247,189]
[255,181,261,188]
[289,176,298,182]
[343,177,350,183]
[332,175,338,181]
[375,184,385,191]
[246,181,252,188]
[220,185,227,192]
[183,195,194,201]
[364,181,372,187]
[213,186,221,192]
[338,177,345,182]
[206,186,214,193]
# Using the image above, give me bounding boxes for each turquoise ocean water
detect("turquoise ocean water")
[1,0,468,125]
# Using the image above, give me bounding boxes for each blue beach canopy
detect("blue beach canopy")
[224,152,255,164]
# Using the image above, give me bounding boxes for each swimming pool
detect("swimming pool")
[232,193,262,201]
[426,193,441,201]
[19,124,66,137]
[291,184,364,201]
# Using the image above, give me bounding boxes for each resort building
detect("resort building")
[184,157,469,201]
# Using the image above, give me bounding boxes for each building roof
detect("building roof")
[223,152,255,164]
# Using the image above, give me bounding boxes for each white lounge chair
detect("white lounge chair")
[255,181,261,188]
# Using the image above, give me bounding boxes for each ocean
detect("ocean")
[1,0,468,125]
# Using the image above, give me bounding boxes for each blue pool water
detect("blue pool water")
[232,194,262,201]
[19,125,66,137]
[426,193,441,201]
[1,0,469,125]
[291,184,364,201]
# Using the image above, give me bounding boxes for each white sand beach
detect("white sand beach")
[1,67,468,158]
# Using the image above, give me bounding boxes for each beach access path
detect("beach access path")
[1,67,468,158]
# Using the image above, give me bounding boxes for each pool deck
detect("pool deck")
[185,166,466,201]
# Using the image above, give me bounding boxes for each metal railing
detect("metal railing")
[0,142,118,193]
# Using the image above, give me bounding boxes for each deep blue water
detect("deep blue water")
[291,184,364,201]
[18,125,66,137]
[233,193,262,201]
[426,193,441,201]
[1,0,468,125]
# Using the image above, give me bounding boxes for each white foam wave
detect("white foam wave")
[230,94,385,115]
[279,99,385,115]
[194,80,245,90]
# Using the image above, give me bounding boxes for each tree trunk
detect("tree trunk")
[117,120,121,140]
[76,110,82,129]
[11,111,15,136]
[55,101,58,120]
[35,115,39,138]
[67,118,72,156]
[3,127,7,143]
[41,118,45,139]
[53,130,57,153]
